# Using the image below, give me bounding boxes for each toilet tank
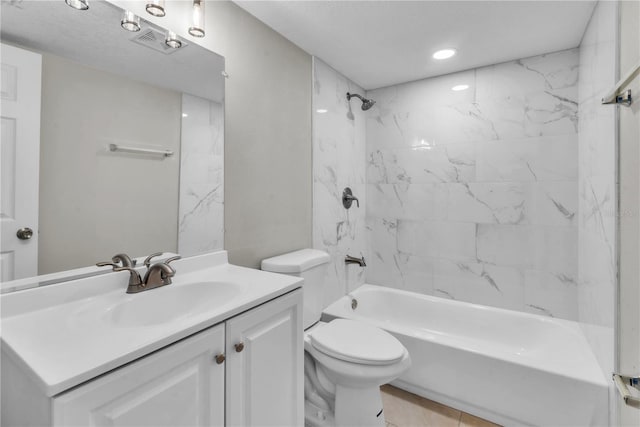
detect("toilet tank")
[261,249,330,329]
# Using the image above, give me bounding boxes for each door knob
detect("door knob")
[234,342,244,353]
[16,227,33,240]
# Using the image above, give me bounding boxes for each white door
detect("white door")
[52,324,226,426]
[225,289,304,427]
[617,1,640,424]
[0,43,41,281]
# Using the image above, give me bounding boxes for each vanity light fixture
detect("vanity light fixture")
[452,84,469,91]
[65,0,89,10]
[165,31,182,49]
[146,0,166,17]
[188,0,205,38]
[432,49,456,60]
[121,11,141,32]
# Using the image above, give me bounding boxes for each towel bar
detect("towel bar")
[108,143,173,157]
[613,373,640,408]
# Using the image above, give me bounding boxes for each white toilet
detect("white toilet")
[262,249,411,427]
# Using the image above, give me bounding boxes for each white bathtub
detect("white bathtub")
[322,285,609,426]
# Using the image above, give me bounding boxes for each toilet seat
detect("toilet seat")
[308,319,405,366]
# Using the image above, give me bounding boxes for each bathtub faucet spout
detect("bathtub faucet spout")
[345,255,366,267]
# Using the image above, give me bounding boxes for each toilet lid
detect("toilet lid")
[309,319,405,366]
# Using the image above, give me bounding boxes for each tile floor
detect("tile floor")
[381,385,501,427]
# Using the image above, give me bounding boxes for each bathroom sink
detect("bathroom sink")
[107,281,241,327]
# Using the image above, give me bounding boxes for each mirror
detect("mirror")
[0,0,224,287]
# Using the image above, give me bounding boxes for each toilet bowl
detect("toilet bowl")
[304,320,411,427]
[261,249,411,427]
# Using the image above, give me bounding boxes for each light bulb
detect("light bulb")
[146,0,166,17]
[121,11,141,32]
[188,0,205,38]
[65,0,89,10]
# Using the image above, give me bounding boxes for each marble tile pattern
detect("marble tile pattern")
[366,49,580,319]
[576,0,617,417]
[312,57,368,307]
[178,94,224,255]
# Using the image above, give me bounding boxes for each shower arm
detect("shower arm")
[347,92,365,102]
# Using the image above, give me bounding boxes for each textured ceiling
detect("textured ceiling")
[1,0,225,102]
[235,0,597,90]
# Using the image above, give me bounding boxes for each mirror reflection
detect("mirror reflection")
[0,0,225,284]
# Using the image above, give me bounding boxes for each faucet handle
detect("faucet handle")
[112,253,136,268]
[96,261,119,269]
[165,255,182,265]
[114,266,143,288]
[143,252,164,268]
[142,262,176,287]
[342,187,360,209]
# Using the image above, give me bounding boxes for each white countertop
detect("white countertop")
[0,251,302,397]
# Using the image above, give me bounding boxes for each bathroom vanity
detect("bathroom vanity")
[1,251,304,426]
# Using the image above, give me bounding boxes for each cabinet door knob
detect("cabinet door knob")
[214,353,225,364]
[234,342,244,353]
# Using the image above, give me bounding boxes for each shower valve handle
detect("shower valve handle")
[342,187,359,209]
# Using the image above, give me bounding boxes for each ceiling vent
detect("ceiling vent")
[131,27,186,55]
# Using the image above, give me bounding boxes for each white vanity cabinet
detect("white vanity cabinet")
[225,288,304,426]
[53,324,227,427]
[5,289,302,427]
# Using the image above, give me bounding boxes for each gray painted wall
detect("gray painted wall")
[113,0,313,268]
[215,2,312,268]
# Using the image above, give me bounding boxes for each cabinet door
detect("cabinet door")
[53,324,225,427]
[225,289,303,427]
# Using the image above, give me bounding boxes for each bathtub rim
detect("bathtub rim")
[323,284,609,388]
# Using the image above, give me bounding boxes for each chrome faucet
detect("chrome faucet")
[345,254,366,267]
[97,252,181,293]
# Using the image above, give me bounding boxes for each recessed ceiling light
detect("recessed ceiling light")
[452,84,469,91]
[433,49,456,60]
[316,109,328,114]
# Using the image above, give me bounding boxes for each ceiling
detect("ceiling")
[234,0,597,90]
[1,0,225,102]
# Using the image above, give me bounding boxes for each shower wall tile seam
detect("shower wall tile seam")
[312,57,368,306]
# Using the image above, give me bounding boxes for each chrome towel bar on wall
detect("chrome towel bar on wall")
[613,373,640,408]
[602,61,639,106]
[108,143,174,157]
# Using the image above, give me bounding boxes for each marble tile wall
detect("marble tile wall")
[178,94,224,255]
[312,57,368,307]
[577,0,617,419]
[366,49,580,319]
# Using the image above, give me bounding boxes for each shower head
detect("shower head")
[361,98,376,111]
[347,92,376,111]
